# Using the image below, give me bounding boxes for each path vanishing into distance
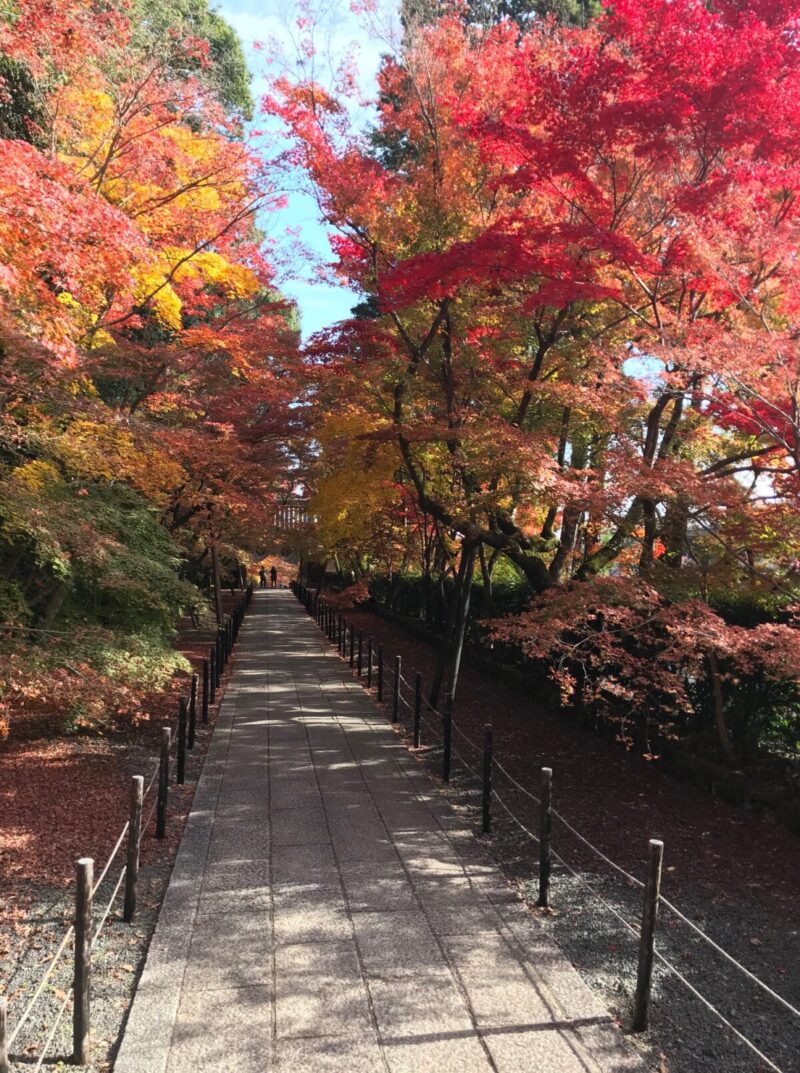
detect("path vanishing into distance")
[115,591,646,1073]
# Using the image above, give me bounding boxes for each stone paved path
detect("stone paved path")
[115,590,646,1073]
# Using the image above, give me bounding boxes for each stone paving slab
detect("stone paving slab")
[115,590,646,1073]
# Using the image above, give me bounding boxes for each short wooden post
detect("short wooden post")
[393,656,401,723]
[338,613,343,648]
[73,857,93,1065]
[214,633,222,684]
[156,727,170,839]
[177,697,187,785]
[210,648,217,702]
[443,689,452,783]
[340,620,346,657]
[538,767,552,907]
[188,673,198,749]
[482,725,493,834]
[632,839,664,1032]
[367,637,373,688]
[414,672,422,747]
[0,996,9,1073]
[123,775,144,923]
[377,644,384,701]
[357,631,363,676]
[202,659,210,723]
[350,627,355,668]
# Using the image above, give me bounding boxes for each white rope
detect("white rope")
[551,806,644,890]
[31,988,72,1073]
[343,639,800,1033]
[451,720,482,754]
[91,823,129,897]
[493,757,542,805]
[144,759,160,798]
[491,788,540,843]
[91,866,126,949]
[7,927,74,1045]
[450,743,481,781]
[652,950,786,1073]
[490,778,789,1072]
[493,758,800,1020]
[658,896,800,1020]
[142,792,159,835]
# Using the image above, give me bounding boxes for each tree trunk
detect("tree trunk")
[661,499,688,569]
[38,581,68,630]
[2,544,25,580]
[638,500,658,574]
[429,543,476,708]
[478,542,502,617]
[210,545,224,626]
[708,651,737,767]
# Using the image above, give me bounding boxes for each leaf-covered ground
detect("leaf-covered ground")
[0,596,242,1071]
[341,604,800,1073]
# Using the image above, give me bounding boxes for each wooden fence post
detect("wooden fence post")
[177,697,187,786]
[156,727,170,839]
[377,644,384,701]
[367,637,373,688]
[414,672,422,747]
[350,627,355,668]
[632,839,664,1032]
[482,725,493,834]
[202,659,210,723]
[538,768,553,908]
[443,689,452,783]
[188,674,198,749]
[73,857,93,1065]
[357,631,363,676]
[393,656,401,723]
[123,776,144,923]
[0,996,9,1073]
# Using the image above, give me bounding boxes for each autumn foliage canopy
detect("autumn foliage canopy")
[2,0,800,761]
[0,0,299,733]
[272,0,800,758]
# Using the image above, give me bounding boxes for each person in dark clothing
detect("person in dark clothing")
[270,565,278,588]
[259,567,267,589]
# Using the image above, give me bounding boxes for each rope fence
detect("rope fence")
[297,582,798,1073]
[1,585,254,1073]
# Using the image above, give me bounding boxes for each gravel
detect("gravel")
[5,598,797,1073]
[0,685,226,1072]
[343,604,800,1073]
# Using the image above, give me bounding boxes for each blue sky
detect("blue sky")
[217,0,393,339]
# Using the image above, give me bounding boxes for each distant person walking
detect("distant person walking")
[270,565,278,588]
[259,567,267,589]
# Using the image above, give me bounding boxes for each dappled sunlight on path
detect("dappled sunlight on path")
[115,591,645,1072]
